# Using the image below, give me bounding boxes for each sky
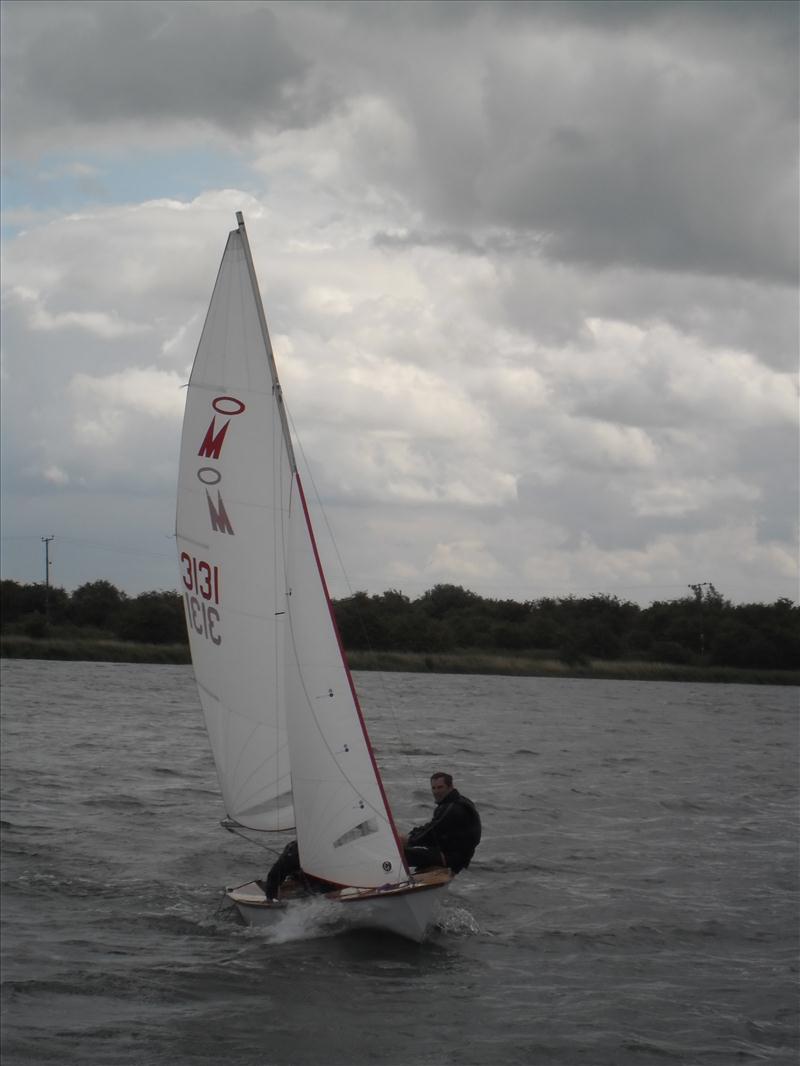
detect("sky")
[1,0,798,607]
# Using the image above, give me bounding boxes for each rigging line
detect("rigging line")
[273,386,291,808]
[222,822,286,858]
[213,891,236,920]
[282,403,416,777]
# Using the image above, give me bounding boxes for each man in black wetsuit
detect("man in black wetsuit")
[400,772,481,874]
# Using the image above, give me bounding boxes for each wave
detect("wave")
[80,795,155,813]
[436,903,480,937]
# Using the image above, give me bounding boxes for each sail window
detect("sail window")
[333,818,379,848]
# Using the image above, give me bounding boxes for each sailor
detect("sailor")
[259,840,334,901]
[400,772,481,874]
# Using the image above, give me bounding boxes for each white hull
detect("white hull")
[227,870,451,943]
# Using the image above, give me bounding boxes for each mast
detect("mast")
[235,211,298,473]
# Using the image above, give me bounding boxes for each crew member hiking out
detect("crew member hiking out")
[400,772,481,874]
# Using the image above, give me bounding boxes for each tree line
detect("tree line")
[1,578,798,671]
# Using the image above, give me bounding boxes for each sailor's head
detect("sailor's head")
[430,772,453,802]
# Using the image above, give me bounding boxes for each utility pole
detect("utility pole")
[688,581,710,656]
[42,535,54,624]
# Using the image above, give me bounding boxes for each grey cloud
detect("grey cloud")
[5,1,796,287]
[340,2,798,285]
[468,36,794,284]
[373,229,489,256]
[516,466,753,554]
[734,424,799,545]
[490,256,797,370]
[3,1,324,149]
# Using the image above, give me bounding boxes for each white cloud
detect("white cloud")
[631,478,759,519]
[426,539,506,582]
[42,465,70,486]
[31,304,149,340]
[69,366,186,422]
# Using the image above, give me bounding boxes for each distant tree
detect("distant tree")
[377,589,411,610]
[390,613,454,653]
[490,598,530,624]
[1,579,33,624]
[450,610,492,649]
[419,584,479,619]
[333,591,393,650]
[70,580,127,630]
[23,612,48,639]
[1,580,69,626]
[8,571,790,668]
[650,640,692,665]
[526,610,561,650]
[558,631,590,667]
[116,591,187,645]
[491,623,531,651]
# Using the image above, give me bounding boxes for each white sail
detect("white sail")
[285,474,406,887]
[177,215,406,887]
[176,225,294,831]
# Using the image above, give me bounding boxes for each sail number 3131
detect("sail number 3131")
[180,551,221,645]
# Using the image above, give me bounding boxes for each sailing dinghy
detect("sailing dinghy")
[176,213,451,942]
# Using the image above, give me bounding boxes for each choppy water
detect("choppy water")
[1,659,798,1065]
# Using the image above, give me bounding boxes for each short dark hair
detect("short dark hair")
[430,772,453,787]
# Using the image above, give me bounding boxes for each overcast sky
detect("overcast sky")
[1,0,797,606]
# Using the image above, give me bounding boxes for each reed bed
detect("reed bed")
[1,637,796,684]
[0,635,190,664]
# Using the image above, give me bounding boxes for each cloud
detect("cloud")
[5,2,796,287]
[10,286,150,339]
[0,2,796,605]
[426,539,506,582]
[42,465,70,486]
[69,365,186,421]
[2,1,318,152]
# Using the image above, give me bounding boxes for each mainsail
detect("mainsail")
[176,214,406,887]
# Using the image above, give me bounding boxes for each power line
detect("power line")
[1,534,174,561]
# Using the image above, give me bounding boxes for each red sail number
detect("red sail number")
[180,552,220,604]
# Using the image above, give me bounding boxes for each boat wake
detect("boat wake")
[244,895,344,944]
[436,904,480,937]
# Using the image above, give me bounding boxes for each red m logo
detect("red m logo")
[198,418,230,460]
[206,490,234,535]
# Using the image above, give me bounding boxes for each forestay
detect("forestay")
[176,215,406,888]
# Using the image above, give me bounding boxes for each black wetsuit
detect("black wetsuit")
[405,789,482,874]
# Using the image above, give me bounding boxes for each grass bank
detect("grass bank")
[2,635,796,684]
[0,635,190,664]
[346,649,800,686]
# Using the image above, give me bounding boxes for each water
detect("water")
[1,659,797,1065]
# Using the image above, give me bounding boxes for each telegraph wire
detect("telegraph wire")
[0,534,175,561]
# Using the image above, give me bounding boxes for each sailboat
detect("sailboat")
[176,212,451,941]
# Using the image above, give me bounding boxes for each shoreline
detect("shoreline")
[1,636,797,685]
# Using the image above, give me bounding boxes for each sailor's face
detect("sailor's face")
[431,778,451,802]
